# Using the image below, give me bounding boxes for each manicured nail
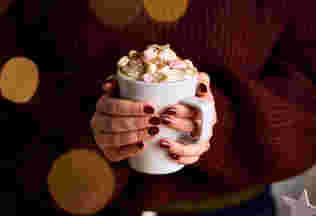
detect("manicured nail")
[136,141,144,148]
[160,115,173,125]
[170,153,179,160]
[162,108,176,115]
[102,79,116,89]
[149,117,161,125]
[144,105,155,114]
[148,127,159,136]
[160,144,169,149]
[102,82,111,91]
[199,83,208,93]
[159,140,170,148]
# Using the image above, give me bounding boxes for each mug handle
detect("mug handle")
[179,96,213,143]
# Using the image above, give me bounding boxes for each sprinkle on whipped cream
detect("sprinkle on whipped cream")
[117,44,198,83]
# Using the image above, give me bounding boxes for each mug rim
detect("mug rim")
[116,69,198,86]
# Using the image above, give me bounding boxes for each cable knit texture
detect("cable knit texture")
[12,0,316,214]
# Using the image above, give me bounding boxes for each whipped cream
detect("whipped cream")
[117,44,198,83]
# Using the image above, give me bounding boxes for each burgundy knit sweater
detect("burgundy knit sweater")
[11,0,316,215]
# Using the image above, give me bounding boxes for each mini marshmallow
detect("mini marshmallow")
[159,49,177,62]
[143,73,153,82]
[117,56,129,67]
[169,60,187,69]
[143,48,158,61]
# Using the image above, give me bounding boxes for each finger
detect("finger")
[160,104,199,119]
[101,141,145,162]
[198,94,214,102]
[159,139,210,157]
[96,95,156,116]
[169,154,200,165]
[160,115,200,134]
[91,113,160,133]
[94,127,160,147]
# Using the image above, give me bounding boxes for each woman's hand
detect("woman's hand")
[90,80,161,162]
[158,72,217,165]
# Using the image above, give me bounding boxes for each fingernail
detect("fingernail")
[160,116,172,125]
[148,127,159,136]
[160,115,174,125]
[149,117,161,125]
[199,83,208,93]
[170,153,179,160]
[102,82,111,91]
[144,105,155,114]
[136,141,144,148]
[102,79,116,87]
[165,110,176,115]
[160,143,170,148]
[162,108,176,115]
[159,140,170,148]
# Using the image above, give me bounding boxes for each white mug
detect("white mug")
[116,71,213,174]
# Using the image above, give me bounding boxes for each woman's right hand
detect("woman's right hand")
[90,79,161,162]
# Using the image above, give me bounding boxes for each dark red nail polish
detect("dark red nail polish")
[136,142,144,148]
[199,83,208,93]
[170,153,179,160]
[165,110,176,115]
[161,117,172,125]
[149,117,161,125]
[144,105,155,114]
[148,127,159,136]
[159,140,170,148]
[160,144,170,149]
[162,108,176,115]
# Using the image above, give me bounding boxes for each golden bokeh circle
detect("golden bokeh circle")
[0,57,39,103]
[47,149,115,215]
[143,0,189,23]
[89,0,143,28]
[0,0,14,16]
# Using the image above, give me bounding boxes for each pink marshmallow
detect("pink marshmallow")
[143,48,157,61]
[143,74,153,82]
[168,60,187,69]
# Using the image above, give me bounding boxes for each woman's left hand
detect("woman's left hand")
[158,72,217,165]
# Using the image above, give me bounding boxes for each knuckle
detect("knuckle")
[175,143,186,155]
[177,147,185,156]
[103,150,114,161]
[143,116,151,127]
[111,157,122,162]
[137,129,147,141]
[106,150,120,162]
[199,72,210,82]
[193,157,200,163]
[95,139,106,151]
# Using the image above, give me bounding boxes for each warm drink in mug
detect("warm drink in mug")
[115,44,213,174]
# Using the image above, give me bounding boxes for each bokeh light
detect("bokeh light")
[47,149,115,215]
[0,0,14,16]
[143,0,188,23]
[89,0,143,28]
[0,57,39,103]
